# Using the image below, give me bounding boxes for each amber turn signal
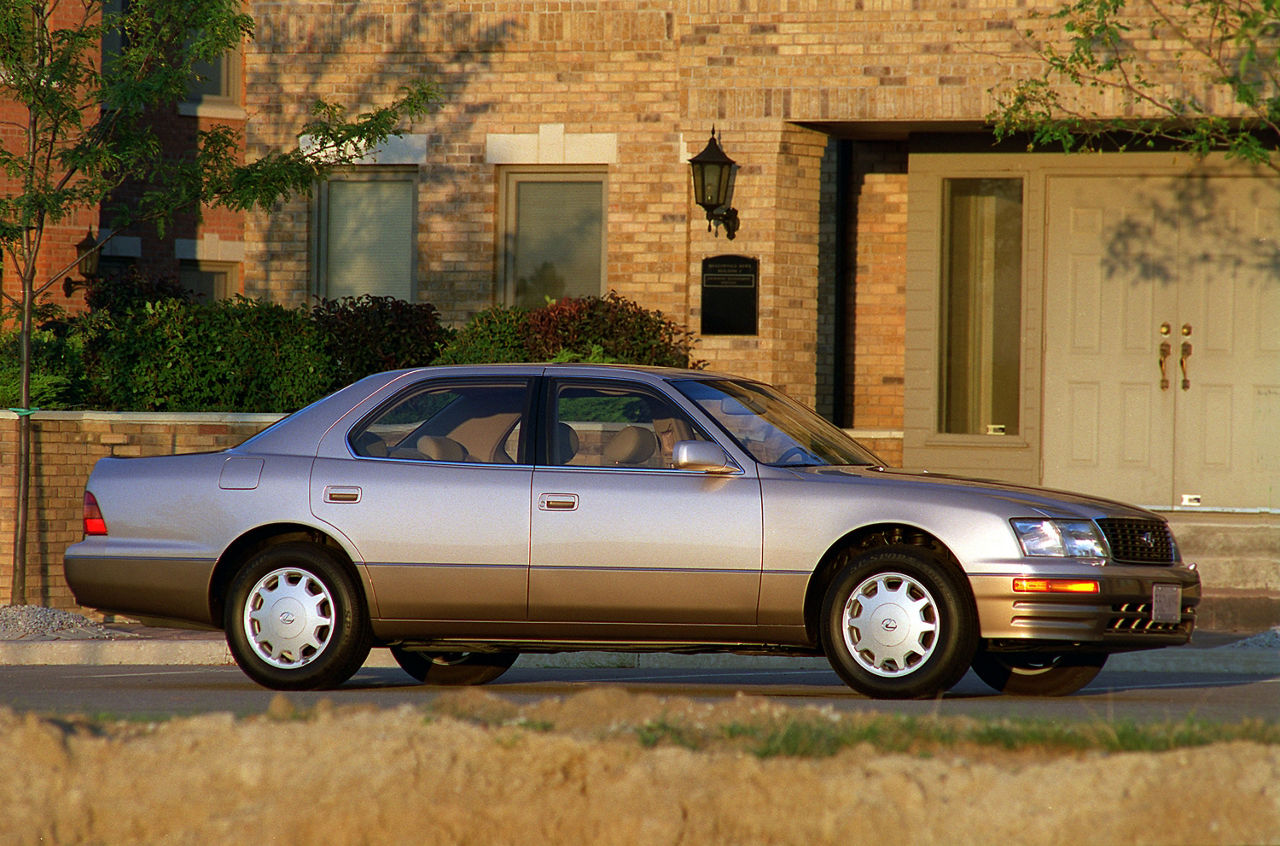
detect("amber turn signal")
[1013,578,1099,594]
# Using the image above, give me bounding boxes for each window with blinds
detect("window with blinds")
[500,169,606,308]
[315,171,417,301]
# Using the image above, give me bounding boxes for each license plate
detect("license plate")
[1152,584,1181,623]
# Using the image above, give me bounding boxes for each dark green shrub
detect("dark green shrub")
[81,297,329,412]
[71,268,194,313]
[437,293,701,368]
[433,305,530,365]
[311,295,453,390]
[522,291,701,368]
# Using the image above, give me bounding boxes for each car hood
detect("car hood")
[786,465,1161,521]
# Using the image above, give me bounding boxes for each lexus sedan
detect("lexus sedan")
[65,364,1200,698]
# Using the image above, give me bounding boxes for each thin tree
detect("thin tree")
[0,0,440,604]
[988,0,1280,172]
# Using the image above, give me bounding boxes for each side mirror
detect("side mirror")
[673,440,736,473]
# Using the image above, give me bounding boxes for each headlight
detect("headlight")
[1010,519,1109,559]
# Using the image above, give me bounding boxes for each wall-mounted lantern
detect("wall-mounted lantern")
[76,229,99,279]
[689,129,739,240]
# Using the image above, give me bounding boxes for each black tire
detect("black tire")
[971,650,1107,696]
[820,546,978,699]
[224,543,371,691]
[390,647,518,686]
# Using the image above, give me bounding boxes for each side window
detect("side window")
[939,178,1023,436]
[350,381,529,464]
[548,381,708,468]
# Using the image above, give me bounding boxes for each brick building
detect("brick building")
[232,1,1276,512]
[6,1,1277,514]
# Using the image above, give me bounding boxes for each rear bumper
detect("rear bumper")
[970,564,1201,648]
[64,554,218,628]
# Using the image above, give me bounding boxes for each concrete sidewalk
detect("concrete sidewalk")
[1,626,1277,675]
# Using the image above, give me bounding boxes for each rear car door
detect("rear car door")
[528,377,764,624]
[310,377,534,621]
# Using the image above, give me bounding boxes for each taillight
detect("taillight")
[83,492,108,536]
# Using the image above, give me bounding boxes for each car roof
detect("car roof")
[391,363,733,380]
[236,363,741,456]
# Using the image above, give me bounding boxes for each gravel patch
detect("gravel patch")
[1227,626,1280,649]
[0,605,116,640]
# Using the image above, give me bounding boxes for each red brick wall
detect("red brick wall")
[0,3,247,312]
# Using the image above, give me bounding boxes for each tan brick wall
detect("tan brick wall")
[0,412,279,611]
[238,0,1189,449]
[848,142,908,436]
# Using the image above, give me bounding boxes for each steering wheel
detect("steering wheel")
[776,445,819,465]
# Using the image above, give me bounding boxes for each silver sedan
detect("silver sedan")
[65,364,1200,698]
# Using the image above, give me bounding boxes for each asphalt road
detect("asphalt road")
[1,663,1276,724]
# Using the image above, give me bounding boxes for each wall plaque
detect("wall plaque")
[701,254,757,335]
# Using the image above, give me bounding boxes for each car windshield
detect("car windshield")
[672,379,883,467]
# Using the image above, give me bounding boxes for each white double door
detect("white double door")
[1043,174,1279,510]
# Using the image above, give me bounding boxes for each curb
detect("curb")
[1,637,1277,675]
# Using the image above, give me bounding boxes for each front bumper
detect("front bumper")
[969,564,1201,648]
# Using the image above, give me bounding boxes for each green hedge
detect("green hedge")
[312,295,453,392]
[79,297,329,413]
[0,304,90,410]
[4,285,700,413]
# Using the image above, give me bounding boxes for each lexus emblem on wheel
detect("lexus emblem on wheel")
[881,619,898,632]
[279,611,296,625]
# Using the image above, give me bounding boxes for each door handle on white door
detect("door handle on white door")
[1158,340,1172,391]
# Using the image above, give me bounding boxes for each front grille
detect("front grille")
[1107,601,1195,636]
[1096,518,1177,565]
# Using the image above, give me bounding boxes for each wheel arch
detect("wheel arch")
[209,524,362,628]
[801,523,972,645]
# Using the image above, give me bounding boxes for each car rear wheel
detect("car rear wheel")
[821,546,978,699]
[389,647,518,685]
[224,543,371,691]
[971,650,1107,696]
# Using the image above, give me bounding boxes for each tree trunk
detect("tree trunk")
[9,267,34,607]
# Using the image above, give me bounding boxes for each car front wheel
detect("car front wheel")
[225,543,371,690]
[821,546,978,699]
[389,647,518,685]
[971,650,1107,696]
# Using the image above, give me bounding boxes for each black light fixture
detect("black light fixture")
[76,229,99,279]
[689,128,739,240]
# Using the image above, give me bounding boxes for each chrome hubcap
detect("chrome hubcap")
[841,571,939,677]
[243,567,334,669]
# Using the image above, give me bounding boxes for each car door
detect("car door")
[528,377,764,624]
[310,377,534,621]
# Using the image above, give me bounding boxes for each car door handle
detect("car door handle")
[538,493,579,512]
[324,485,362,503]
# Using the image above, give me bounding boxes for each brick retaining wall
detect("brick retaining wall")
[0,411,281,611]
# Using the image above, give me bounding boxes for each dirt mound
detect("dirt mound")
[1,689,1277,845]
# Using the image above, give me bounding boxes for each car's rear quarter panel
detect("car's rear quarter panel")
[65,452,321,626]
